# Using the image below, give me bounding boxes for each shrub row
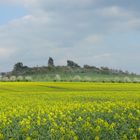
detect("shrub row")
[1,74,140,83]
[0,76,32,82]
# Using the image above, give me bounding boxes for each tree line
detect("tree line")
[0,57,137,77]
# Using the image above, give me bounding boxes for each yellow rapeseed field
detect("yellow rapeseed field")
[0,82,140,140]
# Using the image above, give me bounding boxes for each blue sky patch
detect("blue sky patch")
[0,5,27,25]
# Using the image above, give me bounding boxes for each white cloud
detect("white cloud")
[0,0,37,6]
[94,53,112,59]
[9,13,49,26]
[94,5,140,32]
[0,48,16,58]
[0,0,95,9]
[97,6,130,17]
[85,35,103,44]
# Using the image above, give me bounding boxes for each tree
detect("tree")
[10,76,16,81]
[67,60,80,68]
[13,62,24,71]
[17,76,24,81]
[54,74,61,81]
[25,76,32,82]
[73,75,81,81]
[12,62,29,75]
[48,57,54,67]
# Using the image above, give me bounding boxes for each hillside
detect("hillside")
[0,57,139,82]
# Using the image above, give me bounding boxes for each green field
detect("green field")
[0,82,140,140]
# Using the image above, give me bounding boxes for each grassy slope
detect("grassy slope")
[30,72,140,81]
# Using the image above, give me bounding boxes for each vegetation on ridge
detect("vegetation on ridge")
[0,57,139,82]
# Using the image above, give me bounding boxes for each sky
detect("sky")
[0,0,140,73]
